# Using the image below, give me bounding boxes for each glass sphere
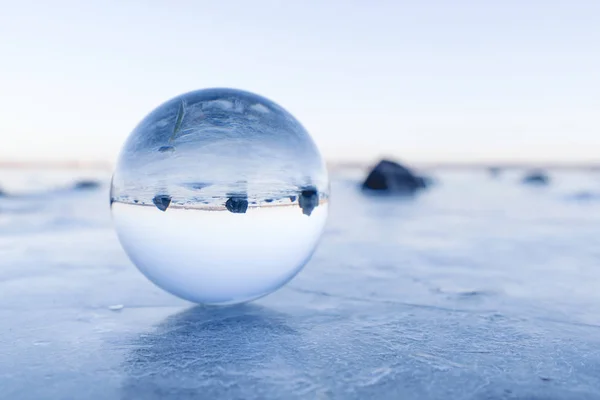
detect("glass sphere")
[110,88,329,305]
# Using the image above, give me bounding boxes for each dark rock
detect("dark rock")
[73,180,101,190]
[264,198,274,203]
[225,197,248,214]
[225,182,248,214]
[522,170,550,185]
[299,187,319,216]
[289,195,297,202]
[362,159,427,193]
[158,146,175,153]
[152,195,172,212]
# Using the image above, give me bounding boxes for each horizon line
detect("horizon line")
[1,159,599,171]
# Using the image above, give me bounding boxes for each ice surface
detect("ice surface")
[1,169,600,399]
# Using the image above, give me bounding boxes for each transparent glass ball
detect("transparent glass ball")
[110,88,329,305]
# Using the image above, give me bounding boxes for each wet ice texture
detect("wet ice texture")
[1,170,600,399]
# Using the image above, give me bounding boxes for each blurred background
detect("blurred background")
[1,0,599,167]
[2,1,600,399]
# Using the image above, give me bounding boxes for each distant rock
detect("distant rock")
[225,197,248,214]
[522,170,550,185]
[488,166,502,178]
[362,159,428,193]
[299,187,319,216]
[73,180,101,190]
[289,195,297,202]
[565,191,600,202]
[152,195,172,212]
[264,198,274,203]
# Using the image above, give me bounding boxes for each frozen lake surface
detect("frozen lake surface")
[1,168,600,399]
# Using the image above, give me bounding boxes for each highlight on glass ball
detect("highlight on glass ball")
[110,88,329,305]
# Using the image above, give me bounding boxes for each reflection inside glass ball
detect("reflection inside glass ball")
[110,88,329,305]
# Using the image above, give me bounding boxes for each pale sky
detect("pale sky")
[1,0,599,164]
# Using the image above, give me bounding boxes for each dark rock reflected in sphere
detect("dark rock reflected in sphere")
[110,88,329,305]
[362,159,428,194]
[299,188,319,216]
[152,195,172,212]
[522,170,550,185]
[225,197,249,214]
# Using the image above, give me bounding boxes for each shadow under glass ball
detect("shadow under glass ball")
[110,88,329,305]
